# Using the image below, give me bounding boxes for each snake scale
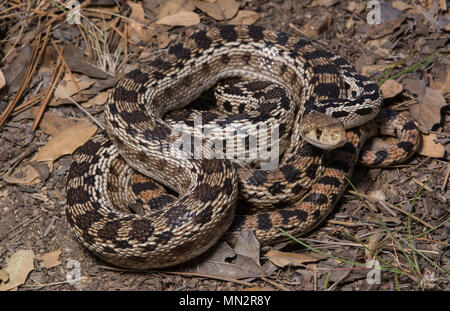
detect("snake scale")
[66,25,420,269]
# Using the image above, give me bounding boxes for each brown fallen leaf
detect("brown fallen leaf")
[429,68,450,95]
[194,0,239,20]
[0,69,5,89]
[31,119,97,163]
[2,164,41,185]
[179,240,266,279]
[347,1,366,13]
[310,0,338,7]
[366,16,406,39]
[156,11,200,27]
[403,78,426,98]
[37,250,62,269]
[63,45,109,79]
[0,250,35,291]
[265,250,324,268]
[417,134,445,158]
[380,79,403,98]
[0,269,9,283]
[29,108,81,136]
[229,10,260,25]
[361,63,392,76]
[157,31,172,49]
[392,1,413,11]
[234,230,260,266]
[127,1,153,43]
[54,74,95,99]
[85,6,118,19]
[409,87,447,131]
[158,0,196,18]
[83,91,110,108]
[302,14,332,38]
[2,44,33,93]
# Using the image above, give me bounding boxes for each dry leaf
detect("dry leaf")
[194,0,239,20]
[429,69,450,95]
[347,1,366,13]
[380,79,403,98]
[158,0,196,18]
[83,91,110,108]
[179,241,266,279]
[127,1,152,43]
[128,1,146,22]
[367,36,390,52]
[302,14,332,37]
[0,269,9,283]
[29,109,81,136]
[409,87,447,131]
[366,16,405,39]
[265,250,324,268]
[403,78,426,97]
[37,250,62,269]
[417,134,445,158]
[0,250,35,291]
[392,1,413,11]
[156,11,200,26]
[0,70,5,89]
[346,16,355,29]
[365,232,383,260]
[54,74,95,99]
[63,45,109,79]
[234,231,260,266]
[361,63,392,76]
[367,188,386,202]
[2,44,32,93]
[229,10,260,25]
[31,119,97,163]
[157,31,172,49]
[85,6,119,19]
[310,0,338,7]
[2,164,41,185]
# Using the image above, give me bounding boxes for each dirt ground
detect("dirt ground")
[0,0,449,291]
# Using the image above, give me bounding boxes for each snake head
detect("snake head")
[300,113,347,150]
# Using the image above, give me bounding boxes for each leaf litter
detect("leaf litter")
[0,0,448,291]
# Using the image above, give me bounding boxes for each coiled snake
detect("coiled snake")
[66,25,420,269]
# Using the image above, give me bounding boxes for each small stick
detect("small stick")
[99,265,257,288]
[31,45,64,131]
[51,40,80,92]
[11,90,46,115]
[348,190,434,229]
[442,163,450,192]
[412,178,432,192]
[0,215,40,242]
[0,30,41,126]
[46,82,105,130]
[328,220,371,227]
[260,277,290,291]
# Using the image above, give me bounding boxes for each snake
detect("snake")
[65,25,420,269]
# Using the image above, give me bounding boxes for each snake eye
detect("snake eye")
[315,127,322,139]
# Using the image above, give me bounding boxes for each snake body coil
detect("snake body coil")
[66,26,420,269]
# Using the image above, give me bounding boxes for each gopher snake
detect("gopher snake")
[66,25,420,269]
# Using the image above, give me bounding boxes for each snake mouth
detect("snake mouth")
[302,135,348,150]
